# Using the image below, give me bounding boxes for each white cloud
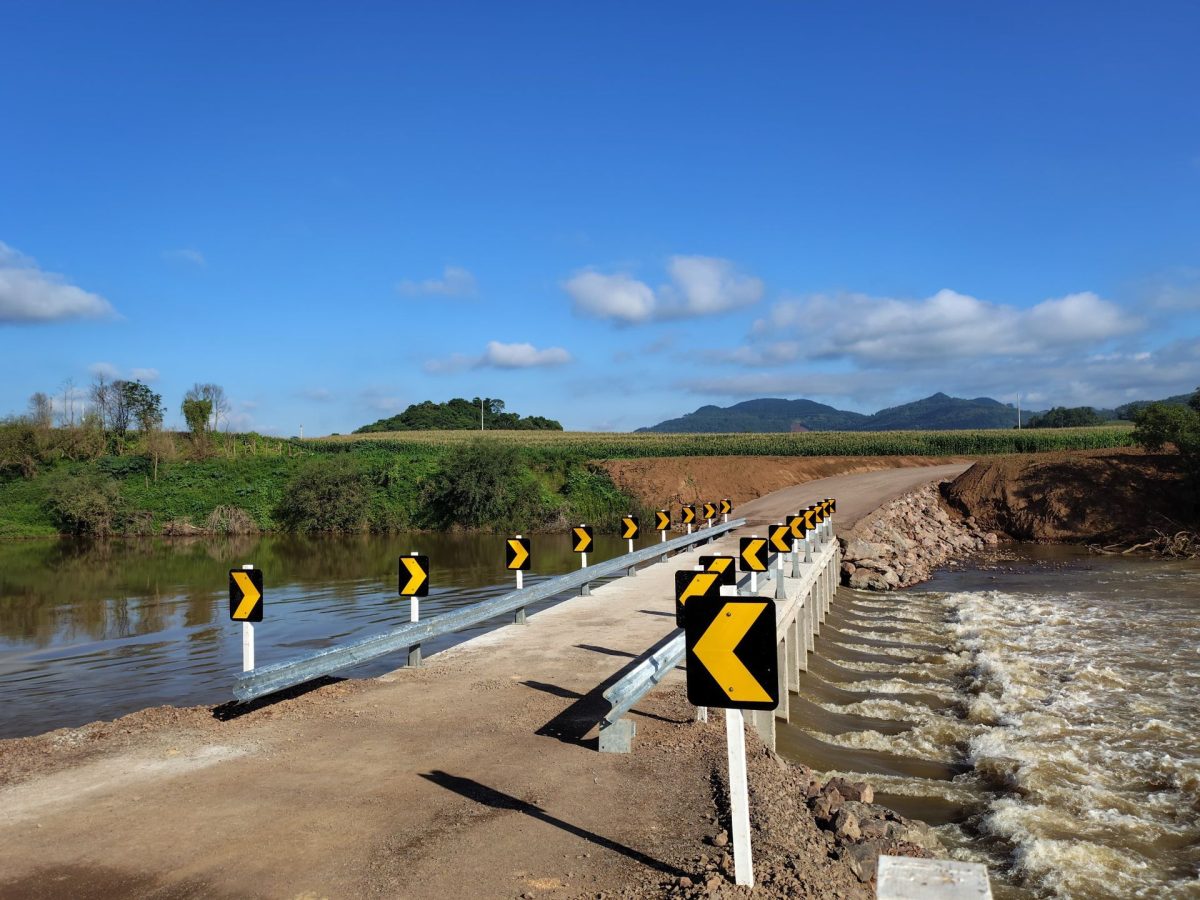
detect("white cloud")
[0,241,115,324]
[564,271,656,323]
[482,341,571,368]
[88,361,120,380]
[424,341,572,374]
[1143,268,1200,311]
[565,255,762,324]
[131,367,160,383]
[747,288,1141,365]
[162,248,206,267]
[658,255,763,318]
[395,265,477,298]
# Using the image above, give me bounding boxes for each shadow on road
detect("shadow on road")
[420,770,687,878]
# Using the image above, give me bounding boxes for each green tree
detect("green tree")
[419,440,550,530]
[181,396,213,437]
[1027,406,1103,428]
[1132,390,1200,500]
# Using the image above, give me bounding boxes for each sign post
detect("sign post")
[721,498,732,524]
[655,510,670,544]
[399,552,430,666]
[740,535,767,595]
[229,564,263,672]
[573,524,593,569]
[621,515,639,554]
[769,524,791,599]
[685,596,778,888]
[682,505,696,535]
[507,535,531,622]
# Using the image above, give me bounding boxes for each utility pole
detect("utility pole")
[480,397,484,431]
[299,424,303,439]
[1017,394,1021,429]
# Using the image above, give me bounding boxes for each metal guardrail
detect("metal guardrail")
[233,517,747,702]
[598,539,836,752]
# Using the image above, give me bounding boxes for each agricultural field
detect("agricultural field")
[313,425,1136,459]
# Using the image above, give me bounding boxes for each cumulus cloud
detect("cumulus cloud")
[88,361,120,380]
[162,248,206,267]
[565,255,763,324]
[131,367,160,383]
[424,341,572,374]
[0,241,115,324]
[395,265,478,298]
[747,288,1141,365]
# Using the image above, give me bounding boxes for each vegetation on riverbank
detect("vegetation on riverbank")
[0,420,1137,539]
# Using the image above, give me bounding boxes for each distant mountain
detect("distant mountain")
[636,398,868,433]
[638,393,1022,432]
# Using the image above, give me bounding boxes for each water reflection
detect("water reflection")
[0,531,643,738]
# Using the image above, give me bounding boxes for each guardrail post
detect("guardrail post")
[774,552,787,599]
[514,565,526,624]
[750,707,775,751]
[791,540,801,578]
[803,536,813,564]
[775,636,789,722]
[598,718,636,753]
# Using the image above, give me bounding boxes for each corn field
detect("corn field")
[309,426,1135,459]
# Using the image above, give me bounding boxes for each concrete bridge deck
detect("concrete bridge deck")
[0,464,970,899]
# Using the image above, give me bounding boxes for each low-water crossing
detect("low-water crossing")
[777,545,1200,899]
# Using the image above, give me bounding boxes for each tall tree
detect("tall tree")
[27,392,53,428]
[89,374,112,430]
[195,383,230,431]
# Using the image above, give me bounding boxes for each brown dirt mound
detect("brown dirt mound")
[601,456,973,510]
[944,448,1191,543]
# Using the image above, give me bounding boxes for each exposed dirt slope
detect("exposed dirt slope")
[601,456,974,512]
[944,449,1191,543]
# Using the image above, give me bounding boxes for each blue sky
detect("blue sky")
[2,1,1198,434]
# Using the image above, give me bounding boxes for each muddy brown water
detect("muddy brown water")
[776,546,1200,899]
[0,531,646,739]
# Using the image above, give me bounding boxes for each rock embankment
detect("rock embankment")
[839,480,998,590]
[668,740,944,899]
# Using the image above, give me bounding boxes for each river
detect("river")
[776,545,1200,899]
[0,530,640,740]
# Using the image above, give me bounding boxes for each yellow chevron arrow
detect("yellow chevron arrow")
[679,571,719,604]
[703,503,716,519]
[770,525,791,552]
[400,557,427,595]
[231,571,261,620]
[741,538,767,571]
[683,507,695,523]
[507,539,529,569]
[706,557,733,574]
[573,527,592,552]
[622,517,638,539]
[655,511,670,530]
[694,602,773,703]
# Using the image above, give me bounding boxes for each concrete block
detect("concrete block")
[876,856,992,900]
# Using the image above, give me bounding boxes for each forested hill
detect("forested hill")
[639,393,1021,432]
[355,398,562,433]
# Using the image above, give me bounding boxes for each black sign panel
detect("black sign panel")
[506,537,531,571]
[399,555,430,597]
[621,516,640,540]
[655,510,671,531]
[739,537,768,572]
[769,523,792,553]
[682,505,696,525]
[572,525,594,553]
[720,498,732,515]
[685,597,778,710]
[229,568,264,622]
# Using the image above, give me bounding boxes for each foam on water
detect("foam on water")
[785,551,1200,898]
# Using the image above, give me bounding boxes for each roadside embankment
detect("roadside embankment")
[942,448,1192,543]
[839,481,998,590]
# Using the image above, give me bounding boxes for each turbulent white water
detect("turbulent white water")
[786,550,1200,899]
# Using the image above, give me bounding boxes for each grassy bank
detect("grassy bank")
[0,424,1135,538]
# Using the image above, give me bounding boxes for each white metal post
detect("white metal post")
[241,563,255,672]
[409,551,420,623]
[726,708,754,887]
[628,538,634,554]
[516,569,523,590]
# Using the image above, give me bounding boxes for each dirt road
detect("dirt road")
[0,464,966,899]
[737,463,971,528]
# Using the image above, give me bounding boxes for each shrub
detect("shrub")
[44,472,127,536]
[419,440,550,530]
[274,457,371,532]
[205,505,258,534]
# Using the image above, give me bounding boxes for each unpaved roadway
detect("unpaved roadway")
[0,464,970,899]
